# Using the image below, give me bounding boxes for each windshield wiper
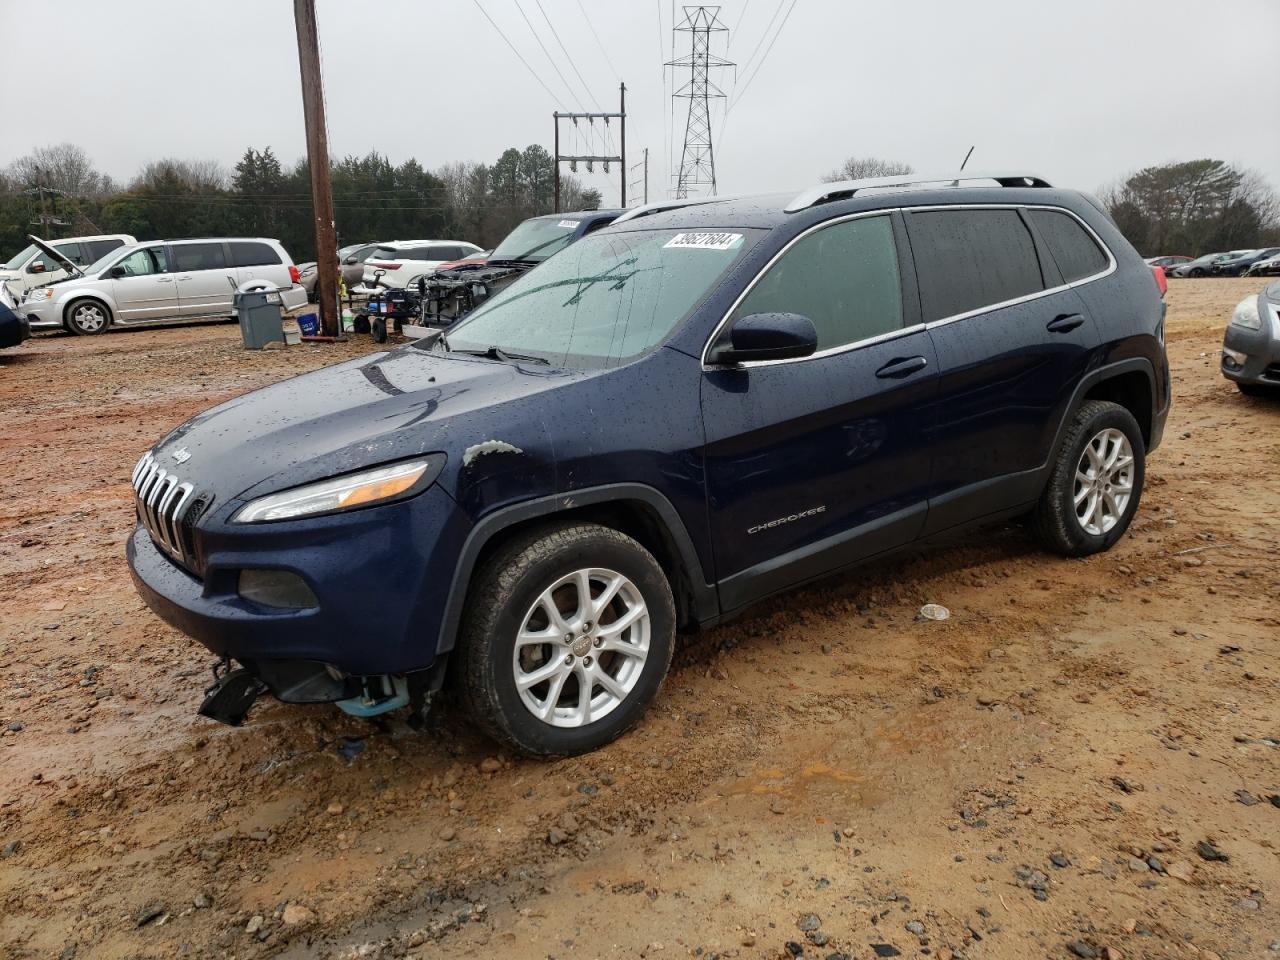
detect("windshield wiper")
[445,343,550,365]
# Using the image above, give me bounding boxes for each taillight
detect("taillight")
[1151,264,1168,297]
[374,262,402,271]
[288,265,301,284]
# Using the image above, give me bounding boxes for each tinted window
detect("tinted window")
[84,239,126,262]
[172,243,227,271]
[1028,209,1109,283]
[115,247,169,277]
[733,215,903,351]
[908,209,1045,322]
[229,241,281,267]
[427,245,462,261]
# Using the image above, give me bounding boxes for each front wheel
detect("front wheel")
[66,300,110,335]
[456,523,676,757]
[1032,400,1145,557]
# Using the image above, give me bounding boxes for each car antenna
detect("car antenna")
[951,146,975,187]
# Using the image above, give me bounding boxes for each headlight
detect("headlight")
[233,456,445,523]
[24,288,53,303]
[1230,295,1262,330]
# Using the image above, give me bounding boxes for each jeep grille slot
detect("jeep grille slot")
[132,451,196,566]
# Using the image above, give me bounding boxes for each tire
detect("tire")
[456,523,676,757]
[1032,399,1145,557]
[65,299,111,335]
[1189,268,1205,278]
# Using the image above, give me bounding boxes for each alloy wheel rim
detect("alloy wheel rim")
[512,567,650,728]
[75,305,105,331]
[1073,427,1134,536]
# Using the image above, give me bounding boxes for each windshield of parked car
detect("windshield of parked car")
[490,217,581,263]
[439,228,758,369]
[2,244,39,270]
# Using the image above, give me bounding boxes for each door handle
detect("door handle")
[1047,313,1085,333]
[177,275,192,281]
[155,277,174,283]
[875,356,929,379]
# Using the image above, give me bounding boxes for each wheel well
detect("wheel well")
[1083,371,1152,447]
[63,297,112,327]
[469,500,701,630]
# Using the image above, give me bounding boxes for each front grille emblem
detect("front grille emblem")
[171,447,192,465]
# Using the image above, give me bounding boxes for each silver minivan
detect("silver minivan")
[19,237,308,335]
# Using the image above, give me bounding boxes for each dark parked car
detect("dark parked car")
[0,284,29,349]
[127,173,1170,756]
[1212,247,1280,277]
[1171,252,1235,278]
[1221,281,1280,395]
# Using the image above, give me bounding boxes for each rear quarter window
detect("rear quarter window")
[1028,209,1110,283]
[907,209,1045,322]
[229,241,282,267]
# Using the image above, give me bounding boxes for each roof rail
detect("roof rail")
[783,172,1052,214]
[612,195,739,224]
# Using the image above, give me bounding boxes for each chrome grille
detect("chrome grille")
[132,451,196,565]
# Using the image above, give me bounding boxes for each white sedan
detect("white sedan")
[361,240,483,290]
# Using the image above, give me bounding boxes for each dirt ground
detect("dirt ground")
[1,281,1277,960]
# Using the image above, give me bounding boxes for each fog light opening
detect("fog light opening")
[237,569,319,610]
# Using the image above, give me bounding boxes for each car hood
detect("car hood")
[26,235,83,278]
[149,346,583,515]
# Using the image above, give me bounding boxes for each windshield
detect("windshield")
[442,228,757,369]
[2,244,38,271]
[85,242,141,276]
[490,217,581,262]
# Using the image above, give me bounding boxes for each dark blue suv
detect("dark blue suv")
[127,173,1170,756]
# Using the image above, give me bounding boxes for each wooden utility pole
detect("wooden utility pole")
[293,0,339,337]
[552,81,627,213]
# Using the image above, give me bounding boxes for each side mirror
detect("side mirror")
[28,262,45,274]
[706,312,818,365]
[344,256,358,265]
[109,265,127,279]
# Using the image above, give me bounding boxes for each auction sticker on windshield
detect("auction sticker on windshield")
[556,220,578,229]
[663,232,744,251]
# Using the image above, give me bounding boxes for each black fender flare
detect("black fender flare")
[1043,356,1158,475]
[434,483,717,657]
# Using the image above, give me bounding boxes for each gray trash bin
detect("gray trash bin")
[234,287,285,349]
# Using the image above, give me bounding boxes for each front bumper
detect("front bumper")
[127,483,472,678]
[1221,304,1280,386]
[18,300,60,330]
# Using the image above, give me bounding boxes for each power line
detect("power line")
[728,0,752,48]
[727,0,797,114]
[513,0,588,112]
[535,0,602,111]
[575,0,620,81]
[470,0,562,104]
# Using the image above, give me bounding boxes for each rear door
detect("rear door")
[905,206,1103,534]
[701,213,938,610]
[109,246,180,321]
[173,242,238,316]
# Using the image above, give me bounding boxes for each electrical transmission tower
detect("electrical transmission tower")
[666,6,733,199]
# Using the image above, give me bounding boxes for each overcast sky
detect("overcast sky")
[6,0,1279,205]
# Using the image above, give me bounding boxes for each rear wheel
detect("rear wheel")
[456,523,676,757]
[66,299,110,335]
[1032,400,1145,557]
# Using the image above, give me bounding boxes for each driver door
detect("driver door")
[700,213,938,612]
[109,246,180,321]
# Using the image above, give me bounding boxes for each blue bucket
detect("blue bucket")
[297,312,319,336]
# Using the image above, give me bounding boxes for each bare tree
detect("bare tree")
[133,158,228,192]
[7,143,109,196]
[822,156,914,183]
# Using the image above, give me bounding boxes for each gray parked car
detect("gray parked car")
[1221,281,1280,395]
[19,237,308,335]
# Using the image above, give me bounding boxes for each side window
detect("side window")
[172,243,227,272]
[908,209,1045,322]
[115,248,166,278]
[229,241,281,267]
[426,245,457,261]
[32,243,81,271]
[1028,209,1109,283]
[732,215,903,352]
[84,239,125,262]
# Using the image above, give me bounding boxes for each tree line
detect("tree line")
[0,143,603,263]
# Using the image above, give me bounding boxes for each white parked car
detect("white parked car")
[19,237,308,335]
[361,240,483,290]
[1,233,135,297]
